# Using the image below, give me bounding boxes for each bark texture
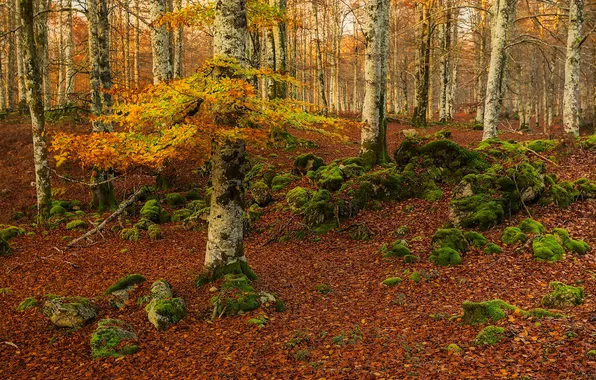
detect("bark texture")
[562,0,583,136]
[150,0,172,84]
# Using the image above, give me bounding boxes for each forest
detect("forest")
[0,0,595,378]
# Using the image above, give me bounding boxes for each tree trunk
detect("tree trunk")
[412,1,432,127]
[35,0,51,110]
[562,0,583,136]
[6,5,16,110]
[173,0,183,78]
[482,0,517,140]
[150,0,172,84]
[201,0,255,283]
[274,0,287,99]
[20,0,52,220]
[134,0,140,86]
[16,0,27,111]
[360,0,390,167]
[313,2,328,114]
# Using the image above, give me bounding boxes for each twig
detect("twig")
[46,164,124,187]
[524,147,560,167]
[66,186,148,249]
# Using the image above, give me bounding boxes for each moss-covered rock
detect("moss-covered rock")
[50,204,66,217]
[17,297,39,311]
[65,219,87,230]
[339,163,365,179]
[461,299,518,325]
[210,274,267,317]
[484,243,502,255]
[148,224,162,240]
[0,226,26,241]
[140,199,169,223]
[464,231,488,248]
[541,281,584,309]
[303,189,335,231]
[286,187,311,212]
[185,189,202,201]
[409,271,422,283]
[0,238,9,255]
[587,350,596,358]
[532,234,565,262]
[43,297,97,328]
[171,209,192,222]
[403,254,420,264]
[450,193,505,230]
[120,228,140,242]
[446,343,462,354]
[90,319,139,358]
[524,139,557,153]
[105,274,146,295]
[382,277,403,287]
[580,134,596,150]
[165,193,186,206]
[313,164,344,191]
[293,153,325,174]
[538,179,579,208]
[519,218,546,234]
[250,181,272,207]
[474,326,506,346]
[271,173,296,191]
[429,247,462,266]
[501,227,527,245]
[145,280,186,330]
[349,224,374,241]
[552,228,591,255]
[381,241,411,258]
[431,228,468,252]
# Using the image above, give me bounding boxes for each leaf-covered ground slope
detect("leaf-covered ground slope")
[0,115,595,378]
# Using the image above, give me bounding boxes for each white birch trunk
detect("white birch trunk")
[562,0,583,136]
[173,0,183,79]
[482,0,517,140]
[15,0,27,110]
[150,0,172,84]
[20,0,52,219]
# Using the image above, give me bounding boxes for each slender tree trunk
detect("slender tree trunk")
[58,0,65,105]
[482,0,517,140]
[274,0,287,98]
[313,2,328,114]
[412,1,432,127]
[134,0,140,86]
[201,0,255,283]
[6,5,16,110]
[360,0,390,166]
[438,0,452,123]
[20,0,52,219]
[35,0,51,110]
[173,0,183,78]
[562,0,583,136]
[16,0,27,111]
[0,49,5,111]
[63,0,74,101]
[352,15,358,112]
[150,0,172,84]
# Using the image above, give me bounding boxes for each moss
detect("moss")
[140,200,162,222]
[431,228,468,252]
[186,199,207,212]
[575,178,596,199]
[293,153,325,174]
[422,188,443,201]
[538,181,578,208]
[165,193,186,206]
[464,231,488,248]
[501,227,527,245]
[519,218,546,234]
[250,181,272,207]
[342,157,364,166]
[484,243,502,255]
[195,260,257,288]
[349,224,374,241]
[434,129,452,139]
[403,255,420,264]
[429,247,462,266]
[17,297,39,311]
[185,190,202,201]
[134,218,152,230]
[553,228,590,255]
[541,281,584,309]
[0,238,10,255]
[271,173,296,191]
[382,277,403,287]
[120,228,140,242]
[90,319,138,358]
[587,350,596,358]
[527,308,565,319]
[580,134,596,149]
[211,274,260,316]
[450,195,504,230]
[171,209,192,222]
[314,164,344,191]
[381,241,411,258]
[524,139,557,153]
[461,299,518,325]
[148,224,162,240]
[409,271,422,283]
[65,219,87,230]
[474,326,506,345]
[304,189,334,228]
[105,274,146,295]
[286,187,311,212]
[50,205,66,217]
[150,298,187,322]
[0,226,26,241]
[314,283,332,294]
[340,163,365,179]
[446,343,462,353]
[532,234,565,262]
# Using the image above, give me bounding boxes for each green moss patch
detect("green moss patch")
[66,219,87,230]
[382,277,403,287]
[0,226,26,241]
[148,224,163,240]
[429,247,462,266]
[250,181,272,207]
[17,297,39,311]
[0,239,9,255]
[403,255,420,264]
[90,319,138,358]
[432,228,468,252]
[532,234,565,262]
[381,241,411,258]
[501,227,527,245]
[165,193,186,206]
[140,199,169,223]
[519,218,546,234]
[294,153,325,174]
[105,274,146,295]
[553,228,591,255]
[524,139,557,153]
[464,231,488,248]
[271,173,297,191]
[120,228,140,242]
[312,164,344,191]
[461,299,519,325]
[484,243,502,255]
[541,281,584,309]
[475,326,506,345]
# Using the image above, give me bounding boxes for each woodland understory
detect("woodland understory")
[1,114,595,379]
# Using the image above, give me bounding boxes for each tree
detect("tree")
[482,0,517,140]
[360,0,390,166]
[412,0,433,127]
[562,0,584,136]
[150,0,172,84]
[20,0,52,219]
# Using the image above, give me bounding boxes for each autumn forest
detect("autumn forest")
[0,0,595,378]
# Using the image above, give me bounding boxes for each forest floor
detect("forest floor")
[0,114,595,379]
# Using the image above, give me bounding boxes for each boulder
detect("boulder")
[43,297,97,328]
[250,181,272,207]
[541,281,584,309]
[145,280,186,330]
[90,319,139,358]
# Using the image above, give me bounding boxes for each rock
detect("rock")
[147,224,163,240]
[553,228,591,255]
[382,277,403,287]
[250,181,272,207]
[475,326,506,346]
[431,228,468,252]
[519,218,546,234]
[461,299,517,325]
[541,281,584,309]
[464,231,488,248]
[429,247,462,266]
[90,319,139,358]
[286,187,311,212]
[145,280,186,330]
[293,153,325,174]
[501,227,527,245]
[165,193,186,206]
[401,129,418,138]
[532,234,565,262]
[43,297,97,328]
[313,164,344,191]
[380,241,411,258]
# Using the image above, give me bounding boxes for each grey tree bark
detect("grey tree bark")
[482,0,517,140]
[16,0,27,111]
[412,1,432,127]
[20,0,52,219]
[150,0,172,84]
[201,0,256,283]
[313,1,328,114]
[360,0,390,166]
[173,0,183,78]
[562,0,583,136]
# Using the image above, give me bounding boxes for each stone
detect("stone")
[43,297,97,328]
[90,319,139,358]
[250,181,272,207]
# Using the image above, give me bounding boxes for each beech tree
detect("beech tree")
[20,0,52,219]
[360,0,390,166]
[150,0,172,84]
[562,0,584,136]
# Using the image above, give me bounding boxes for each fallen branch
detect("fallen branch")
[66,186,148,249]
